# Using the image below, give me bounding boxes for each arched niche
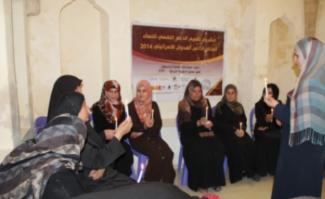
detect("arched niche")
[267,16,296,101]
[59,0,109,104]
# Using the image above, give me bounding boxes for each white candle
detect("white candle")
[205,106,208,119]
[114,116,118,130]
[137,163,145,183]
[124,99,129,116]
[151,109,154,120]
[264,78,268,98]
[239,122,243,130]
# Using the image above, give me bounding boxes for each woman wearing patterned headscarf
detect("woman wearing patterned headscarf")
[128,80,175,183]
[177,79,225,192]
[92,80,133,176]
[214,84,257,184]
[254,83,282,177]
[265,37,325,198]
[0,92,88,199]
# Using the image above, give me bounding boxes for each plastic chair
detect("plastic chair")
[34,116,47,134]
[126,138,149,182]
[249,107,255,137]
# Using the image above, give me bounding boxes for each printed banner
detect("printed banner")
[132,25,224,101]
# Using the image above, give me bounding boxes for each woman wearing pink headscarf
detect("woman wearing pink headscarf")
[128,80,175,183]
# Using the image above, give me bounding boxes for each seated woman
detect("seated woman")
[254,83,282,176]
[92,80,133,176]
[177,79,225,192]
[45,75,134,197]
[128,80,175,183]
[214,84,257,183]
[0,92,88,199]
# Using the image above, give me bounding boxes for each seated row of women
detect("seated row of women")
[84,76,282,192]
[0,74,282,197]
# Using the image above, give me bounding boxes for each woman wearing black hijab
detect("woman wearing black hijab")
[214,84,257,183]
[254,83,282,176]
[47,75,82,122]
[44,75,134,198]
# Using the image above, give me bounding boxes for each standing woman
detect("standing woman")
[177,79,225,192]
[254,83,282,176]
[265,37,325,199]
[214,84,256,183]
[128,80,175,183]
[92,80,133,176]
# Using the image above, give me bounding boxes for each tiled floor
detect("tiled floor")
[174,172,325,199]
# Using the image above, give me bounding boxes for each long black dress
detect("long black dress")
[92,105,134,176]
[128,101,175,183]
[271,99,325,199]
[42,123,135,199]
[178,102,225,191]
[254,100,281,176]
[214,103,255,183]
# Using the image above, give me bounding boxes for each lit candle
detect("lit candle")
[264,78,268,98]
[239,122,243,130]
[205,106,208,119]
[271,108,274,122]
[151,109,154,120]
[137,163,145,183]
[124,99,129,116]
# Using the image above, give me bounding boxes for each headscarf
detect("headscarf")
[177,79,208,125]
[289,37,325,146]
[47,75,82,122]
[133,80,153,123]
[0,92,87,199]
[92,80,124,123]
[216,84,244,115]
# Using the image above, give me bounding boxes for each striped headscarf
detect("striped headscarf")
[289,37,325,146]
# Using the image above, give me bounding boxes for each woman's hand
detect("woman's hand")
[89,169,105,181]
[235,129,245,138]
[114,117,133,140]
[265,113,273,123]
[144,116,154,128]
[104,129,115,140]
[130,132,143,139]
[264,95,279,108]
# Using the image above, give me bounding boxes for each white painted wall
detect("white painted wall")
[1,0,323,165]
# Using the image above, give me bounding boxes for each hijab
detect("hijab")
[47,75,82,122]
[0,92,87,199]
[133,80,153,123]
[216,84,244,115]
[289,37,325,146]
[93,80,124,123]
[177,79,208,125]
[50,92,85,121]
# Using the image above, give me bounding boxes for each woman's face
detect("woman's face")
[78,102,90,122]
[189,86,202,102]
[225,88,237,102]
[292,49,302,77]
[75,84,83,93]
[136,86,150,102]
[106,88,119,101]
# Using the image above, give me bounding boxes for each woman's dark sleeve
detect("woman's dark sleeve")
[92,106,113,133]
[81,125,125,169]
[179,120,199,138]
[146,102,162,136]
[274,103,290,125]
[214,105,235,134]
[128,102,145,132]
[255,102,267,127]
